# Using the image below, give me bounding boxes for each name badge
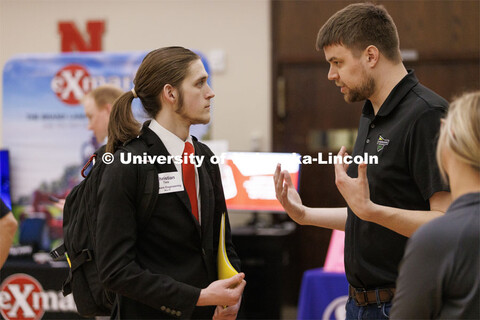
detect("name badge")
[158,172,184,194]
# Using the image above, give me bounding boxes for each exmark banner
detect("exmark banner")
[2,52,210,211]
[0,273,77,320]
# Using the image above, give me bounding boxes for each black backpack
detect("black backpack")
[50,137,158,317]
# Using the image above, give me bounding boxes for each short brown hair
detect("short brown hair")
[85,84,124,110]
[316,2,401,63]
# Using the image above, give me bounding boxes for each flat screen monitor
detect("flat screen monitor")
[0,149,12,210]
[220,152,301,212]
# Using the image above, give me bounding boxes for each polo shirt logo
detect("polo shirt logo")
[377,135,390,152]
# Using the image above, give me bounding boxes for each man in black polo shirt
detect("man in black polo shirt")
[274,3,451,319]
[0,199,17,268]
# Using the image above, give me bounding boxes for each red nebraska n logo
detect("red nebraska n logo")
[58,20,105,52]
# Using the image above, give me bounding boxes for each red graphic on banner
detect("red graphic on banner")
[58,20,105,52]
[0,274,45,320]
[51,64,91,105]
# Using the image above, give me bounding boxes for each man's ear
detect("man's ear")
[365,45,380,67]
[105,103,113,113]
[162,84,177,104]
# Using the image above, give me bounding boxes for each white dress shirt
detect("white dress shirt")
[148,119,201,223]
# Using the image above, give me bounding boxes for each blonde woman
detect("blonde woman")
[391,92,480,319]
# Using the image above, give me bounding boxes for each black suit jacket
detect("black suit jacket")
[96,126,240,319]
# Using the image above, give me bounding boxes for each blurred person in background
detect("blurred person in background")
[83,84,124,146]
[0,199,18,268]
[53,84,124,211]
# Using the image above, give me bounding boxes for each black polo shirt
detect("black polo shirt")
[344,70,449,289]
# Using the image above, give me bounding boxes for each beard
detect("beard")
[174,89,210,125]
[174,88,185,113]
[344,71,376,103]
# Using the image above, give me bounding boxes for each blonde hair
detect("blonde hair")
[85,84,124,110]
[436,91,480,182]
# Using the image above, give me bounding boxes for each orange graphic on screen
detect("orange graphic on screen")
[220,154,300,212]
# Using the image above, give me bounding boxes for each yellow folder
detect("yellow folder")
[217,212,238,279]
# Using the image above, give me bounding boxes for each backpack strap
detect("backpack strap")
[50,243,66,260]
[70,249,93,272]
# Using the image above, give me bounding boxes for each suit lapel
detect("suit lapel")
[197,161,213,239]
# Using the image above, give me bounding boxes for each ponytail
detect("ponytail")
[106,90,140,153]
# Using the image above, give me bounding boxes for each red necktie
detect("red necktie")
[182,142,199,221]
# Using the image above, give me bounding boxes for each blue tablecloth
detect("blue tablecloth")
[298,268,349,320]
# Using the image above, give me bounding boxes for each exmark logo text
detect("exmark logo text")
[0,274,76,320]
[50,64,134,105]
[51,64,91,105]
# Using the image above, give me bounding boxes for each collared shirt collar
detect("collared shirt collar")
[362,70,419,117]
[147,119,201,223]
[148,119,193,161]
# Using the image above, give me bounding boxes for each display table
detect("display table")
[297,268,349,320]
[232,224,294,319]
